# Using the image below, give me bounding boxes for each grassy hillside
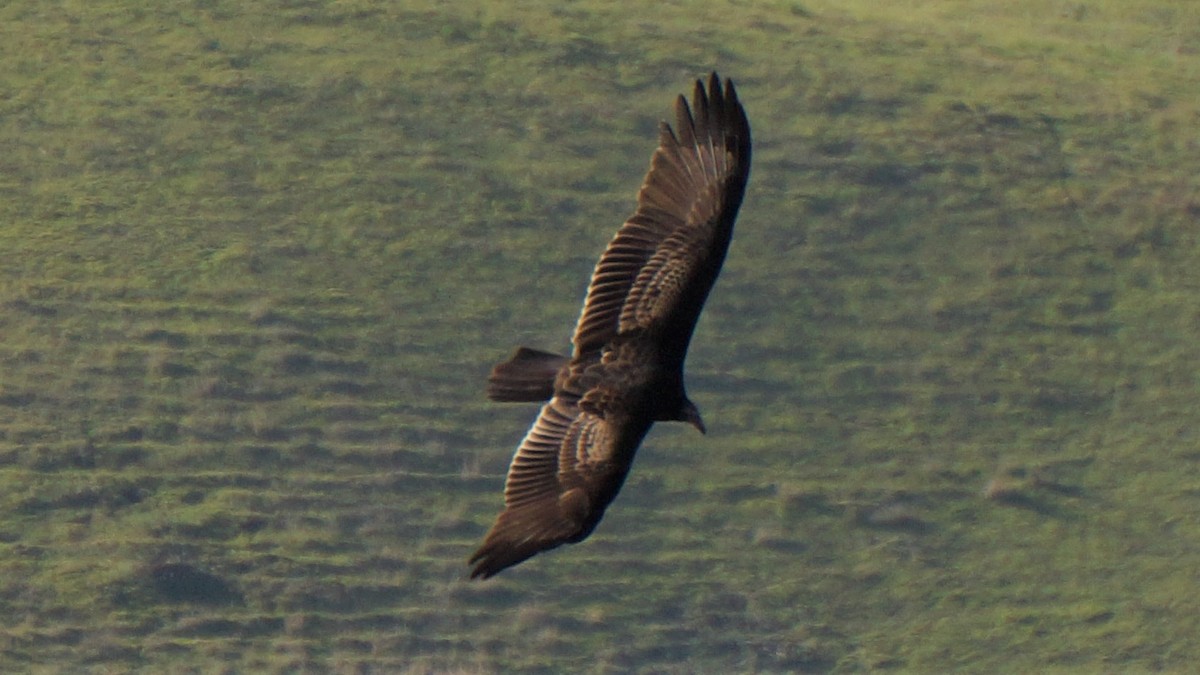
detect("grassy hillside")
[1,0,1199,671]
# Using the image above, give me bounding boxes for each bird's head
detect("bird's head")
[680,398,706,435]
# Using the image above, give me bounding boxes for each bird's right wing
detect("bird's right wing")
[616,74,751,341]
[571,73,751,356]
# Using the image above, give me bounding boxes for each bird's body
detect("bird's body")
[470,73,751,579]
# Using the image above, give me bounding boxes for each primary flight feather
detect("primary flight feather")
[470,73,751,579]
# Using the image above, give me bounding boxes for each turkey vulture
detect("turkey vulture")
[469,73,751,579]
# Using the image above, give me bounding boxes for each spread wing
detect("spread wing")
[471,73,751,579]
[572,73,752,357]
[469,393,634,579]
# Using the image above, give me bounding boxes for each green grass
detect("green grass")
[2,0,1200,671]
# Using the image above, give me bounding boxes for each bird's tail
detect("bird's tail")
[486,347,569,402]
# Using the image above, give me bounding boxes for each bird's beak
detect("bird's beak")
[684,401,707,435]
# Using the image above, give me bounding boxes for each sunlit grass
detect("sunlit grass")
[0,0,1198,671]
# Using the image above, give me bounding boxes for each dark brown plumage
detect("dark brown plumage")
[469,73,751,579]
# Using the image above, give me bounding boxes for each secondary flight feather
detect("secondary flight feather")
[470,73,751,579]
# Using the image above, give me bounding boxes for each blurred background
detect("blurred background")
[1,0,1198,671]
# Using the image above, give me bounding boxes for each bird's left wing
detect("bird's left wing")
[469,394,624,579]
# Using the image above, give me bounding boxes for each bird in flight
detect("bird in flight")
[470,73,752,579]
